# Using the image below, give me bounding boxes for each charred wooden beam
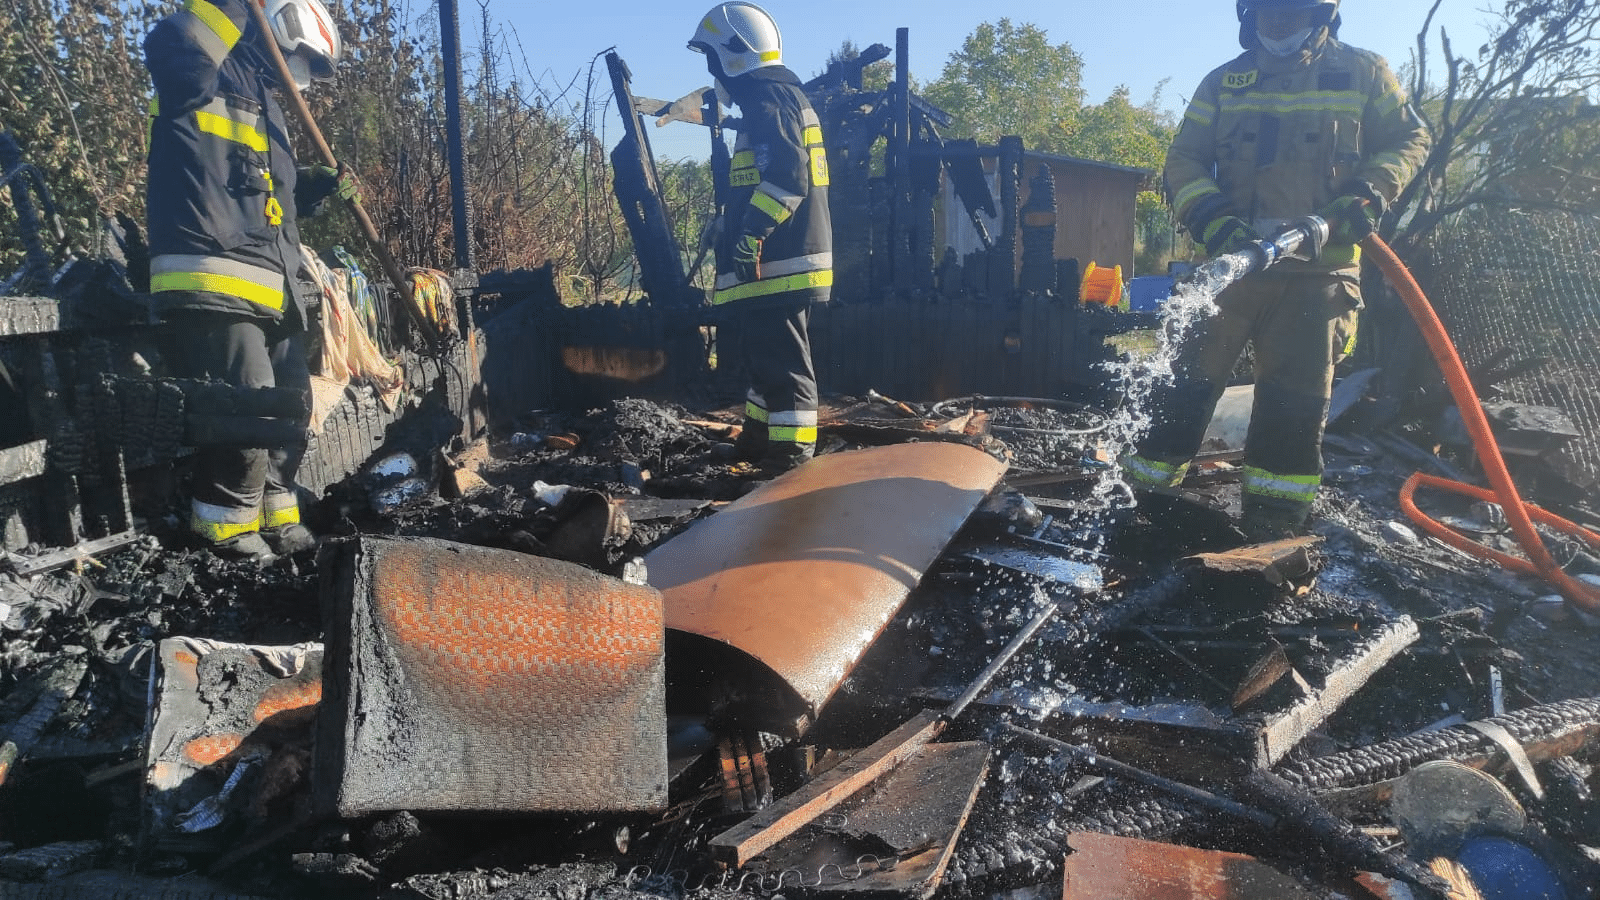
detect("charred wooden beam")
[0,297,61,337]
[1279,697,1600,814]
[1257,617,1420,766]
[0,655,89,786]
[1062,832,1327,899]
[1053,618,1419,777]
[1182,536,1321,588]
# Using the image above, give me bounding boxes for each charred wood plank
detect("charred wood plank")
[709,709,943,867]
[1062,832,1326,899]
[1257,617,1419,766]
[0,440,47,487]
[1182,536,1321,587]
[750,741,990,899]
[0,841,106,882]
[1051,617,1419,777]
[0,298,61,337]
[0,655,89,786]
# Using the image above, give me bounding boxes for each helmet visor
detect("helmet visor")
[305,49,336,80]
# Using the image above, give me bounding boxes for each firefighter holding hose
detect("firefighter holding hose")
[145,0,351,563]
[1122,0,1429,540]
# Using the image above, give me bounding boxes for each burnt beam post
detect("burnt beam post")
[438,0,474,271]
[890,27,914,294]
[606,52,694,308]
[987,135,1023,295]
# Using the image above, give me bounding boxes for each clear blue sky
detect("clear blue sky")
[475,1,1498,161]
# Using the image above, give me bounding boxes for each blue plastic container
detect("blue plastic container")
[1129,276,1175,312]
[1455,836,1567,900]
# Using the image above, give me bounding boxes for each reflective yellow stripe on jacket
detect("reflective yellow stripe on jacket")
[193,96,269,151]
[804,119,829,187]
[151,254,287,311]
[713,252,833,305]
[730,150,759,187]
[713,269,834,305]
[178,0,242,66]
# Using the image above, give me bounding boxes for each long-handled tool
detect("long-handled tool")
[242,1,443,351]
[709,587,1064,866]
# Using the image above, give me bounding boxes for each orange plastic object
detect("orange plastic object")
[1081,262,1124,306]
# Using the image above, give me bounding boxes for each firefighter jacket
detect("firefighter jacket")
[1165,31,1430,272]
[714,66,832,309]
[145,0,310,327]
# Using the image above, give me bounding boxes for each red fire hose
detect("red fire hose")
[1361,233,1600,613]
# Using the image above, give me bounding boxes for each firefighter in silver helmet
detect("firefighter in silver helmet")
[1122,0,1430,540]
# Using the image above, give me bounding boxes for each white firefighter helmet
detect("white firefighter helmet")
[688,2,782,78]
[264,0,342,90]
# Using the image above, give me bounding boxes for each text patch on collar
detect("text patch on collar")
[1224,70,1259,91]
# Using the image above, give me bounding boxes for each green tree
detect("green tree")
[1057,84,1178,274]
[0,0,156,276]
[1393,0,1600,252]
[922,20,1083,150]
[656,157,715,288]
[1055,85,1173,171]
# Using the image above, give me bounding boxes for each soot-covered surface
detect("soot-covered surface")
[1,396,1598,899]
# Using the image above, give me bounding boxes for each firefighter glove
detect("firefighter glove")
[1201,215,1261,258]
[298,163,361,211]
[733,233,762,282]
[1319,184,1382,244]
[332,163,362,203]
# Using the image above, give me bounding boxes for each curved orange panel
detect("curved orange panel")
[647,442,1005,715]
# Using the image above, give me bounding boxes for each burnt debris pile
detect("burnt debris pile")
[1,396,1599,900]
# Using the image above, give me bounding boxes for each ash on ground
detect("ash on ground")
[2,396,1598,900]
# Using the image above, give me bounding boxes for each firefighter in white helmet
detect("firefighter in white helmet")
[691,2,833,473]
[145,0,348,563]
[1121,0,1430,541]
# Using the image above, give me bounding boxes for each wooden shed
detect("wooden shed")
[942,150,1153,278]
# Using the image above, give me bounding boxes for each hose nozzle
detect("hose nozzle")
[1186,215,1334,294]
[1246,214,1331,274]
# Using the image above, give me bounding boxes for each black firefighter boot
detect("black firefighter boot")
[712,418,769,463]
[1238,495,1311,544]
[757,441,814,475]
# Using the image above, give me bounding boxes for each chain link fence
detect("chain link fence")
[1424,208,1600,488]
